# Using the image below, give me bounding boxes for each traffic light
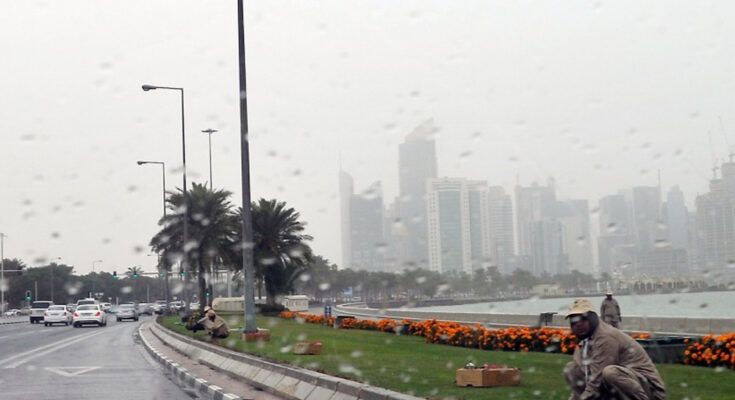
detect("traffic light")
[159,271,164,278]
[133,272,139,278]
[180,271,185,278]
[25,290,31,301]
[113,271,118,279]
[205,290,210,297]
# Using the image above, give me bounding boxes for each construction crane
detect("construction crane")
[719,116,734,162]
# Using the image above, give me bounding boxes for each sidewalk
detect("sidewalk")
[139,322,284,400]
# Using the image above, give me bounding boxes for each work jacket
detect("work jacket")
[198,314,230,337]
[573,321,665,400]
[600,298,621,321]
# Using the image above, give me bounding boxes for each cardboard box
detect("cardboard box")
[455,368,521,387]
[294,342,322,355]
[242,328,271,342]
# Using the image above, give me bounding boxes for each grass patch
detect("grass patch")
[162,315,735,400]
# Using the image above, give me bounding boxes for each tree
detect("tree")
[245,199,313,307]
[150,183,240,310]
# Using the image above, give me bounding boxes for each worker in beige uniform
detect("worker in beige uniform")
[197,306,230,340]
[600,291,622,328]
[563,299,666,400]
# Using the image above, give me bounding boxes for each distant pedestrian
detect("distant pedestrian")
[197,306,230,340]
[563,298,665,400]
[600,291,622,328]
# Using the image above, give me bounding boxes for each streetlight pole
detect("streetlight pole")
[142,84,189,307]
[137,161,166,220]
[200,128,217,304]
[1,233,6,313]
[237,0,257,334]
[201,129,218,190]
[91,260,102,298]
[137,160,169,308]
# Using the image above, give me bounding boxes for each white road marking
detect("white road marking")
[45,366,101,377]
[1,329,107,368]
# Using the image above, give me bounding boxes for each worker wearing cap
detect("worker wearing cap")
[600,291,622,328]
[563,299,665,400]
[197,306,230,340]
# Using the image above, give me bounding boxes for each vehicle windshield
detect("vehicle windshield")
[2,2,734,399]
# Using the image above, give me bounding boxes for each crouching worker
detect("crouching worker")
[563,299,666,400]
[197,306,230,340]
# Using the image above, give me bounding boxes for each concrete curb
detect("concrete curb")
[150,320,423,400]
[0,320,27,325]
[137,324,242,400]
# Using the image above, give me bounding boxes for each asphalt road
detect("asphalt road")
[0,315,191,400]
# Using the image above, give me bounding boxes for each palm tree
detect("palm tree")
[150,183,239,311]
[236,199,313,307]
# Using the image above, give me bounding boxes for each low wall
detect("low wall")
[334,304,735,336]
[150,320,422,400]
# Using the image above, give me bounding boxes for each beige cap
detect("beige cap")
[203,306,212,313]
[565,298,597,318]
[606,290,613,296]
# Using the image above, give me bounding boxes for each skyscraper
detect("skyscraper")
[397,119,438,269]
[339,171,385,272]
[696,161,735,272]
[426,178,490,274]
[598,194,632,275]
[349,181,385,272]
[339,170,354,269]
[488,186,515,273]
[665,185,689,250]
[515,181,564,275]
[556,200,593,274]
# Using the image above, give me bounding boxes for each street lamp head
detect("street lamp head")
[141,84,157,91]
[137,161,146,165]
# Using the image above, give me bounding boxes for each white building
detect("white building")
[426,178,490,274]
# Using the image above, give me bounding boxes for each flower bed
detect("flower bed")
[280,311,579,354]
[683,333,735,370]
[279,312,735,369]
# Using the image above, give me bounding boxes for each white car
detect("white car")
[30,301,54,324]
[44,305,72,326]
[100,302,111,312]
[72,304,107,327]
[4,309,21,317]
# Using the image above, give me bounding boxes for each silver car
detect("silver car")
[116,304,138,322]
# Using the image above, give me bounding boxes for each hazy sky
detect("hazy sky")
[2,1,734,275]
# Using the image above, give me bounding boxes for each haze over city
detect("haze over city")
[2,1,734,276]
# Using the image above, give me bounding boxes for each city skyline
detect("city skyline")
[339,124,733,277]
[3,2,735,276]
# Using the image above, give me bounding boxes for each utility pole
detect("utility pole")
[1,233,6,312]
[237,0,257,334]
[202,128,218,190]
